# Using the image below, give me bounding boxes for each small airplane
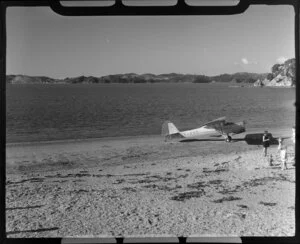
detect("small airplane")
[162,117,246,142]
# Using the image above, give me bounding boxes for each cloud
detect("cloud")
[239,58,258,65]
[241,58,249,65]
[276,56,287,64]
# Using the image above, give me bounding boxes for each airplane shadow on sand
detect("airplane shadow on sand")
[180,133,288,146]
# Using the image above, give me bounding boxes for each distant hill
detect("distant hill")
[79,73,212,84]
[6,59,295,85]
[210,72,269,84]
[6,75,60,84]
[5,73,265,84]
[6,73,212,84]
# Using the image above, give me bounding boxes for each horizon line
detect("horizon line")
[6,70,272,80]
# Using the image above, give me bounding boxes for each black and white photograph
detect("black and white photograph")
[5,1,296,238]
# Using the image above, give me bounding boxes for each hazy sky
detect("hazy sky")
[6,4,295,78]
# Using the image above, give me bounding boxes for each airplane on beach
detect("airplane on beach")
[161,117,246,142]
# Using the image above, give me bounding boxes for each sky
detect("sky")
[6,4,295,79]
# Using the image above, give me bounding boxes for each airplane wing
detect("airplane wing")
[201,117,226,134]
[201,117,226,127]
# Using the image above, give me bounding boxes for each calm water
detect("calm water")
[6,84,295,143]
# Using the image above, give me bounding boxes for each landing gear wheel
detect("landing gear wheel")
[226,136,232,142]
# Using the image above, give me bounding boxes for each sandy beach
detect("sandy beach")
[6,128,295,237]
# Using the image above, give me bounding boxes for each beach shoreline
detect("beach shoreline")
[6,128,295,237]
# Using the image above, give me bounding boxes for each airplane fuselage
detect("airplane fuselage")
[180,122,245,139]
[181,126,219,138]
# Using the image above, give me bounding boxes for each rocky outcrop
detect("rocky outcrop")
[265,74,293,87]
[254,58,295,87]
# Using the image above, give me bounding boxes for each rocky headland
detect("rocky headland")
[253,58,295,87]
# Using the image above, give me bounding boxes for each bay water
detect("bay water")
[6,83,295,143]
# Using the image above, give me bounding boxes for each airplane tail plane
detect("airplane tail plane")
[161,121,185,140]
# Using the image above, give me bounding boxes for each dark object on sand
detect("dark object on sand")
[244,133,277,145]
[259,201,277,206]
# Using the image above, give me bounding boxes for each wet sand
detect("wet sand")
[6,128,295,237]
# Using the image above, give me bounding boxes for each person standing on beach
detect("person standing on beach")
[292,126,296,144]
[280,145,288,170]
[277,137,283,152]
[292,126,295,166]
[262,131,270,157]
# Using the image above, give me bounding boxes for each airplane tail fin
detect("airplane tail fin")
[161,121,184,140]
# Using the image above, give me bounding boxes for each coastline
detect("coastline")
[5,127,293,146]
[6,128,295,237]
[7,82,295,87]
